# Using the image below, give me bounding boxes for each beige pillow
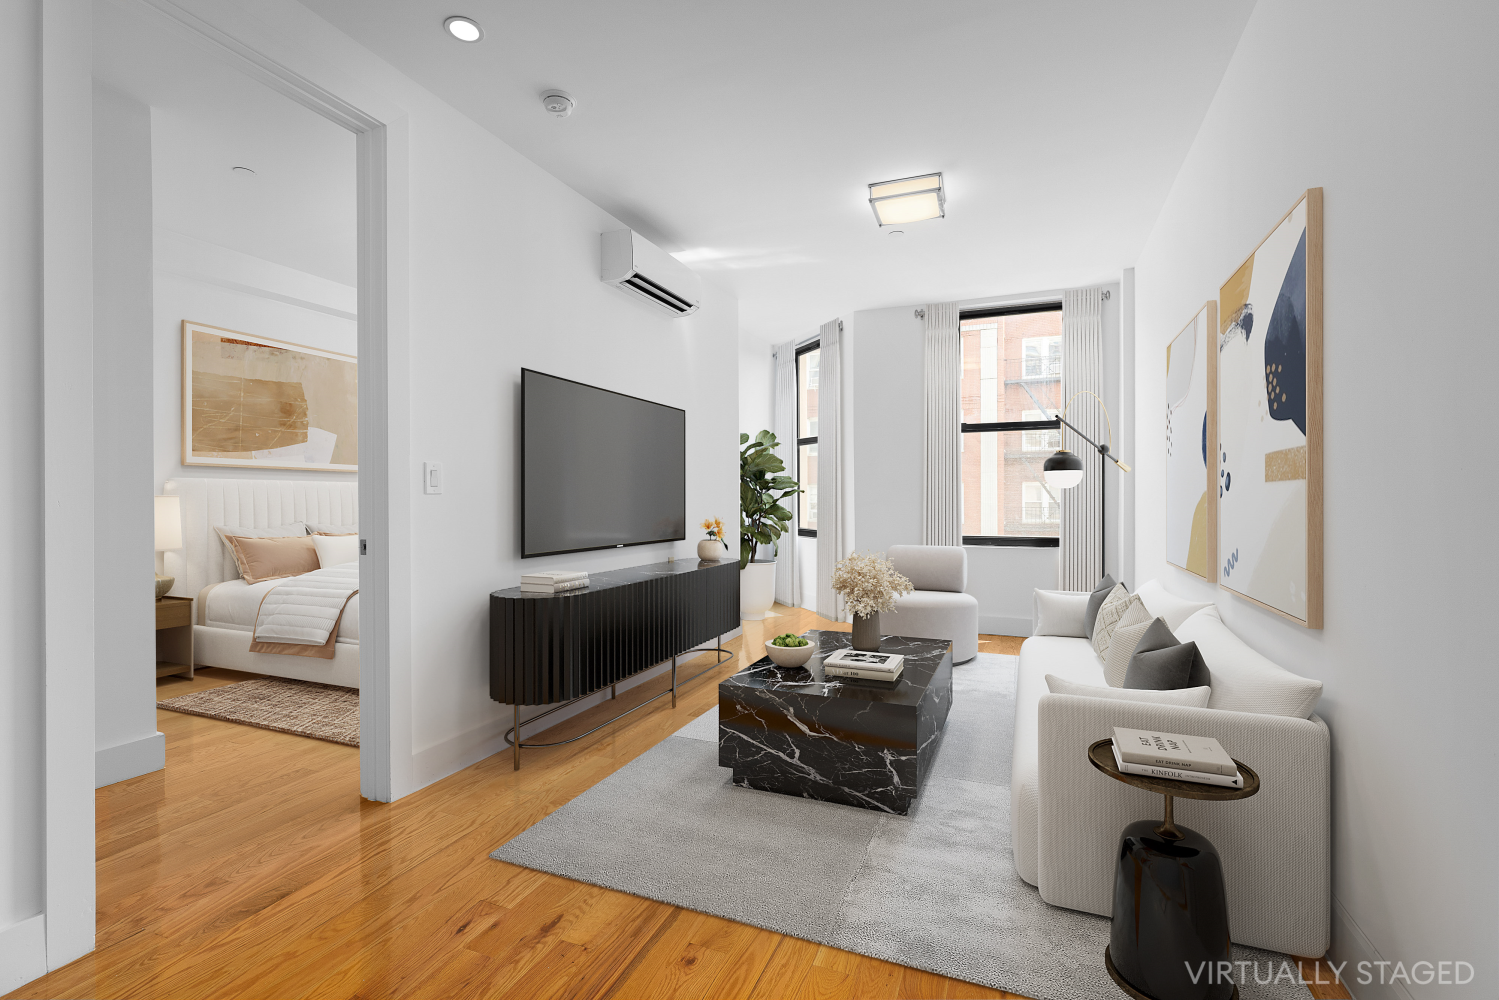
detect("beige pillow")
[1103,616,1154,686]
[221,533,320,585]
[1091,587,1145,660]
[1045,673,1211,708]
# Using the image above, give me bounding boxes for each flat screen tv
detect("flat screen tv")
[522,369,686,558]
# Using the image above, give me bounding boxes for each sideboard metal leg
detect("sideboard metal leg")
[513,704,520,771]
[611,682,617,700]
[672,654,678,708]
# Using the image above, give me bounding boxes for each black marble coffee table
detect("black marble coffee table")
[717,631,952,814]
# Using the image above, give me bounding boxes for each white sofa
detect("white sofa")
[1012,580,1330,957]
[886,545,979,663]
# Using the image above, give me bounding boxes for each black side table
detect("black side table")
[1087,739,1261,1000]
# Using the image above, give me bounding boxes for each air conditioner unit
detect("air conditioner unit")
[600,229,700,316]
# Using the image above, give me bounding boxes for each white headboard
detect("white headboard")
[163,478,358,599]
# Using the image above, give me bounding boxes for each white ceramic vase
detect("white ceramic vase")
[697,538,729,561]
[739,560,777,621]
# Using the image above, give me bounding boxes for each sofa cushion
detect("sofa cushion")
[1175,607,1323,718]
[888,545,966,593]
[1095,593,1149,662]
[1135,579,1215,631]
[1033,589,1089,637]
[1045,673,1211,708]
[1089,585,1131,658]
[1101,619,1152,686]
[1084,574,1116,638]
[1122,617,1211,689]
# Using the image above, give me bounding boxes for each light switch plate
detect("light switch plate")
[423,461,443,495]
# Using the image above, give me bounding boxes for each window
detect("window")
[797,343,819,535]
[959,303,1063,546]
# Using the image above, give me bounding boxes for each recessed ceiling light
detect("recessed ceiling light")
[231,166,256,176]
[868,173,945,226]
[443,16,483,42]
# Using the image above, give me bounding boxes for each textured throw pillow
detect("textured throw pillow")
[1127,617,1211,689]
[220,533,320,584]
[311,533,360,569]
[1089,585,1131,659]
[1174,607,1322,717]
[1125,643,1206,690]
[1044,673,1211,708]
[1033,589,1090,637]
[1094,592,1149,663]
[1084,574,1117,638]
[1102,617,1154,686]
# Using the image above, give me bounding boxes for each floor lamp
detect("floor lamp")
[1042,391,1131,583]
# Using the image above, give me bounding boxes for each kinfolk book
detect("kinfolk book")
[1112,727,1237,776]
[1110,740,1243,789]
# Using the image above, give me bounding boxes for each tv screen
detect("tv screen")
[522,369,686,558]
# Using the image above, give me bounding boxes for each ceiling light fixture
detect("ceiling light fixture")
[443,16,483,42]
[868,172,945,227]
[541,90,576,118]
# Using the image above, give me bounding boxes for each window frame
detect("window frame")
[959,302,1064,549]
[796,340,819,538]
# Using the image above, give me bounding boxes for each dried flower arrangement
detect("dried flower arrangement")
[830,552,913,620]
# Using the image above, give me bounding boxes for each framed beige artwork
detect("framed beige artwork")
[182,321,358,472]
[1165,301,1217,580]
[1216,188,1322,628]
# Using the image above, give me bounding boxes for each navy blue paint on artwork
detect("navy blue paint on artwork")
[1201,414,1207,467]
[1264,228,1308,435]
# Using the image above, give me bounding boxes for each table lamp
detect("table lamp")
[155,495,182,601]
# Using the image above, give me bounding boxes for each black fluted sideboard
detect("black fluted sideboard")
[489,559,739,708]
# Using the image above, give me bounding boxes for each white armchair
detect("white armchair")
[886,545,979,663]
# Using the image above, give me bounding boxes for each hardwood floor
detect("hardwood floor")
[8,612,1344,1000]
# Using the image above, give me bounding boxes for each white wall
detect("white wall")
[93,83,162,787]
[0,0,48,988]
[1131,2,1499,994]
[153,230,358,490]
[737,331,772,441]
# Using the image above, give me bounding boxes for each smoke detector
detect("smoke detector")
[541,90,575,118]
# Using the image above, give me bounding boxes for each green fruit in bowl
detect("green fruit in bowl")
[771,634,808,647]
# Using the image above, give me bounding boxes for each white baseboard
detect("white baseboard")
[95,731,166,788]
[1326,893,1409,1000]
[411,638,737,791]
[979,615,1031,637]
[0,914,46,994]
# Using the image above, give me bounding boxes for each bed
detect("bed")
[163,478,360,689]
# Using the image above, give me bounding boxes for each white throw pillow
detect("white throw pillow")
[1032,590,1089,638]
[1174,607,1323,718]
[1089,585,1131,658]
[306,522,357,536]
[312,533,361,569]
[1136,579,1215,631]
[1103,619,1154,687]
[1095,593,1150,662]
[1045,673,1211,708]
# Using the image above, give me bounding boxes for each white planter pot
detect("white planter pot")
[739,560,777,621]
[697,538,730,561]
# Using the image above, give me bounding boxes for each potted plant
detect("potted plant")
[697,517,729,561]
[739,430,800,620]
[831,552,914,651]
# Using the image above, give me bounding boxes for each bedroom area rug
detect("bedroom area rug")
[157,678,359,746]
[490,654,1312,1000]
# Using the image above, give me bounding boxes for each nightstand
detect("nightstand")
[156,595,194,680]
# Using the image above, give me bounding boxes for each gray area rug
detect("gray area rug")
[491,654,1309,1000]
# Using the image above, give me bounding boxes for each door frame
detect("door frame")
[40,0,411,970]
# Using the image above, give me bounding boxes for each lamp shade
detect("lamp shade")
[868,173,945,226]
[1043,449,1084,489]
[155,495,183,551]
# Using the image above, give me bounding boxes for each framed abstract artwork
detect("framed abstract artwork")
[1216,189,1322,627]
[182,321,358,472]
[1165,301,1217,580]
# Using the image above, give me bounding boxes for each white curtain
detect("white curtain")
[771,338,798,607]
[922,303,962,545]
[814,318,844,621]
[1060,288,1104,591]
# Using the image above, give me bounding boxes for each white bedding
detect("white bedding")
[204,572,360,644]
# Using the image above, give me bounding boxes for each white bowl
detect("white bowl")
[764,637,815,668]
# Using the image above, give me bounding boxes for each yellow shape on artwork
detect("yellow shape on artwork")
[1185,490,1209,577]
[1265,445,1307,482]
[1219,256,1254,337]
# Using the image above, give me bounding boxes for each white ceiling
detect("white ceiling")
[302,0,1254,341]
[93,0,357,286]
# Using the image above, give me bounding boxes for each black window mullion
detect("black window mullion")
[796,341,819,538]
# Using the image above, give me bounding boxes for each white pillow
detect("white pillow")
[1032,589,1089,637]
[1045,673,1211,708]
[1136,579,1215,631]
[1102,619,1154,687]
[306,522,357,536]
[1174,607,1323,718]
[311,533,360,569]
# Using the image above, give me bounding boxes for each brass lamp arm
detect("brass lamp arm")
[1057,390,1132,473]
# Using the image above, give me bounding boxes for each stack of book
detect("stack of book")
[822,649,905,682]
[520,570,589,594]
[1110,727,1244,789]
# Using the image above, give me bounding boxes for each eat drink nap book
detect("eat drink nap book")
[1112,727,1236,775]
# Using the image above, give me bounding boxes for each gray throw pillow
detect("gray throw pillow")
[1084,573,1117,639]
[1123,617,1211,690]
